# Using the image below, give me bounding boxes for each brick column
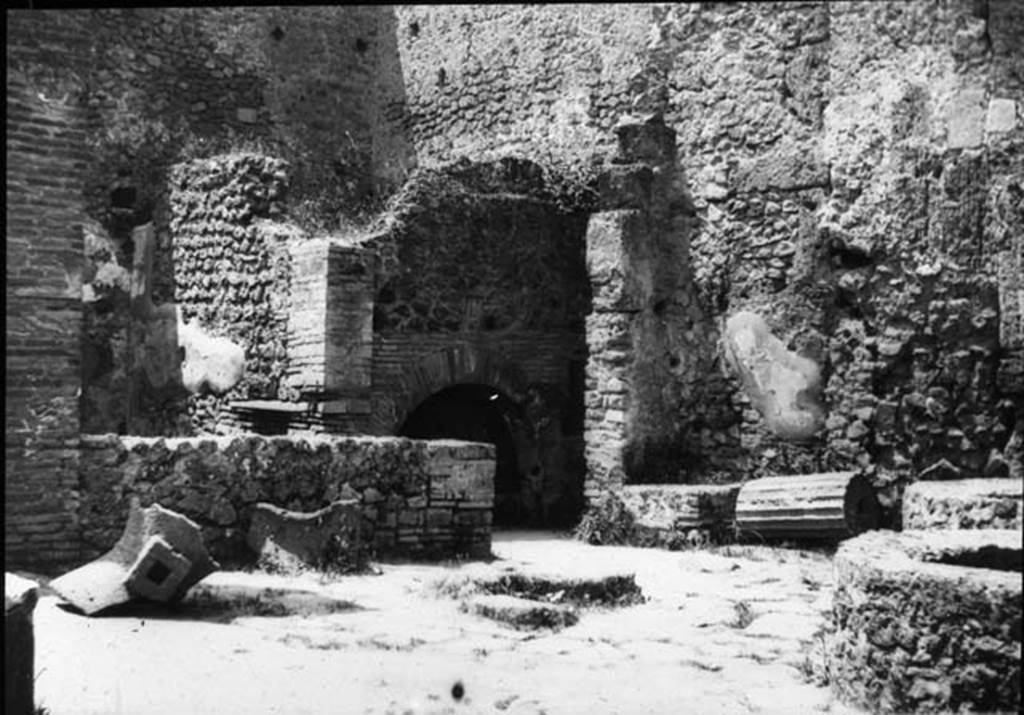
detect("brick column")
[287,239,375,428]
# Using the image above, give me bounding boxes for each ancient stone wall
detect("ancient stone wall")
[6,13,93,569]
[80,153,302,439]
[8,6,397,425]
[81,151,591,525]
[8,4,1023,559]
[818,0,1023,507]
[382,4,835,490]
[355,160,592,524]
[370,162,591,334]
[10,6,396,455]
[73,7,385,234]
[168,154,298,434]
[671,5,833,481]
[78,434,494,566]
[386,5,653,172]
[384,3,1022,505]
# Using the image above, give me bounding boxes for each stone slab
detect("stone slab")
[465,594,579,630]
[247,499,365,573]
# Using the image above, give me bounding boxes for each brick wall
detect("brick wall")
[286,239,376,401]
[6,13,94,569]
[370,332,587,525]
[370,332,585,433]
[78,434,494,565]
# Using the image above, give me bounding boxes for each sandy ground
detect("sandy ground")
[31,531,865,715]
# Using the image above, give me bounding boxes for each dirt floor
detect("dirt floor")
[31,531,865,715]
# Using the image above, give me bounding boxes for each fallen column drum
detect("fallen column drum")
[735,471,881,540]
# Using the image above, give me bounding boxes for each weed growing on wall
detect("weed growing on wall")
[284,131,383,237]
[574,492,634,545]
[490,127,608,215]
[366,154,595,339]
[532,148,604,215]
[85,92,184,231]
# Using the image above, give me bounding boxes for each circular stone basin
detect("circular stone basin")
[829,529,1022,714]
[903,479,1022,530]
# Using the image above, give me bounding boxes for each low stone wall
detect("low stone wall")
[829,530,1021,714]
[79,433,494,564]
[902,478,1022,530]
[575,484,740,548]
[619,485,740,539]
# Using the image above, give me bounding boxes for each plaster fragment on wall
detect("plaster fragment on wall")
[178,319,246,395]
[722,311,825,441]
[985,98,1019,137]
[946,88,986,149]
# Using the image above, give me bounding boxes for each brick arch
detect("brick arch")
[390,344,529,433]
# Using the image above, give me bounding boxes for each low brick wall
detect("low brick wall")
[79,433,494,564]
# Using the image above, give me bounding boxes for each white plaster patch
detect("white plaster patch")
[985,98,1019,136]
[946,88,987,149]
[178,319,246,394]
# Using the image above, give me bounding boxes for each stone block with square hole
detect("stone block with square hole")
[50,502,219,615]
[126,535,194,601]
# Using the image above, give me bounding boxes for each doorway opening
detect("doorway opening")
[398,383,528,527]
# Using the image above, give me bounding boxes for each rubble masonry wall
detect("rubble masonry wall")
[78,433,495,566]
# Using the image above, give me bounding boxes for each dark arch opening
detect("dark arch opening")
[398,383,526,527]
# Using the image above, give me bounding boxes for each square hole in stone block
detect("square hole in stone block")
[126,535,193,602]
[146,560,173,585]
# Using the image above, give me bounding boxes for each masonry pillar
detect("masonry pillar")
[583,114,692,503]
[286,239,375,430]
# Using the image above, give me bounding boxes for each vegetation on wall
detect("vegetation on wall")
[368,157,593,335]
